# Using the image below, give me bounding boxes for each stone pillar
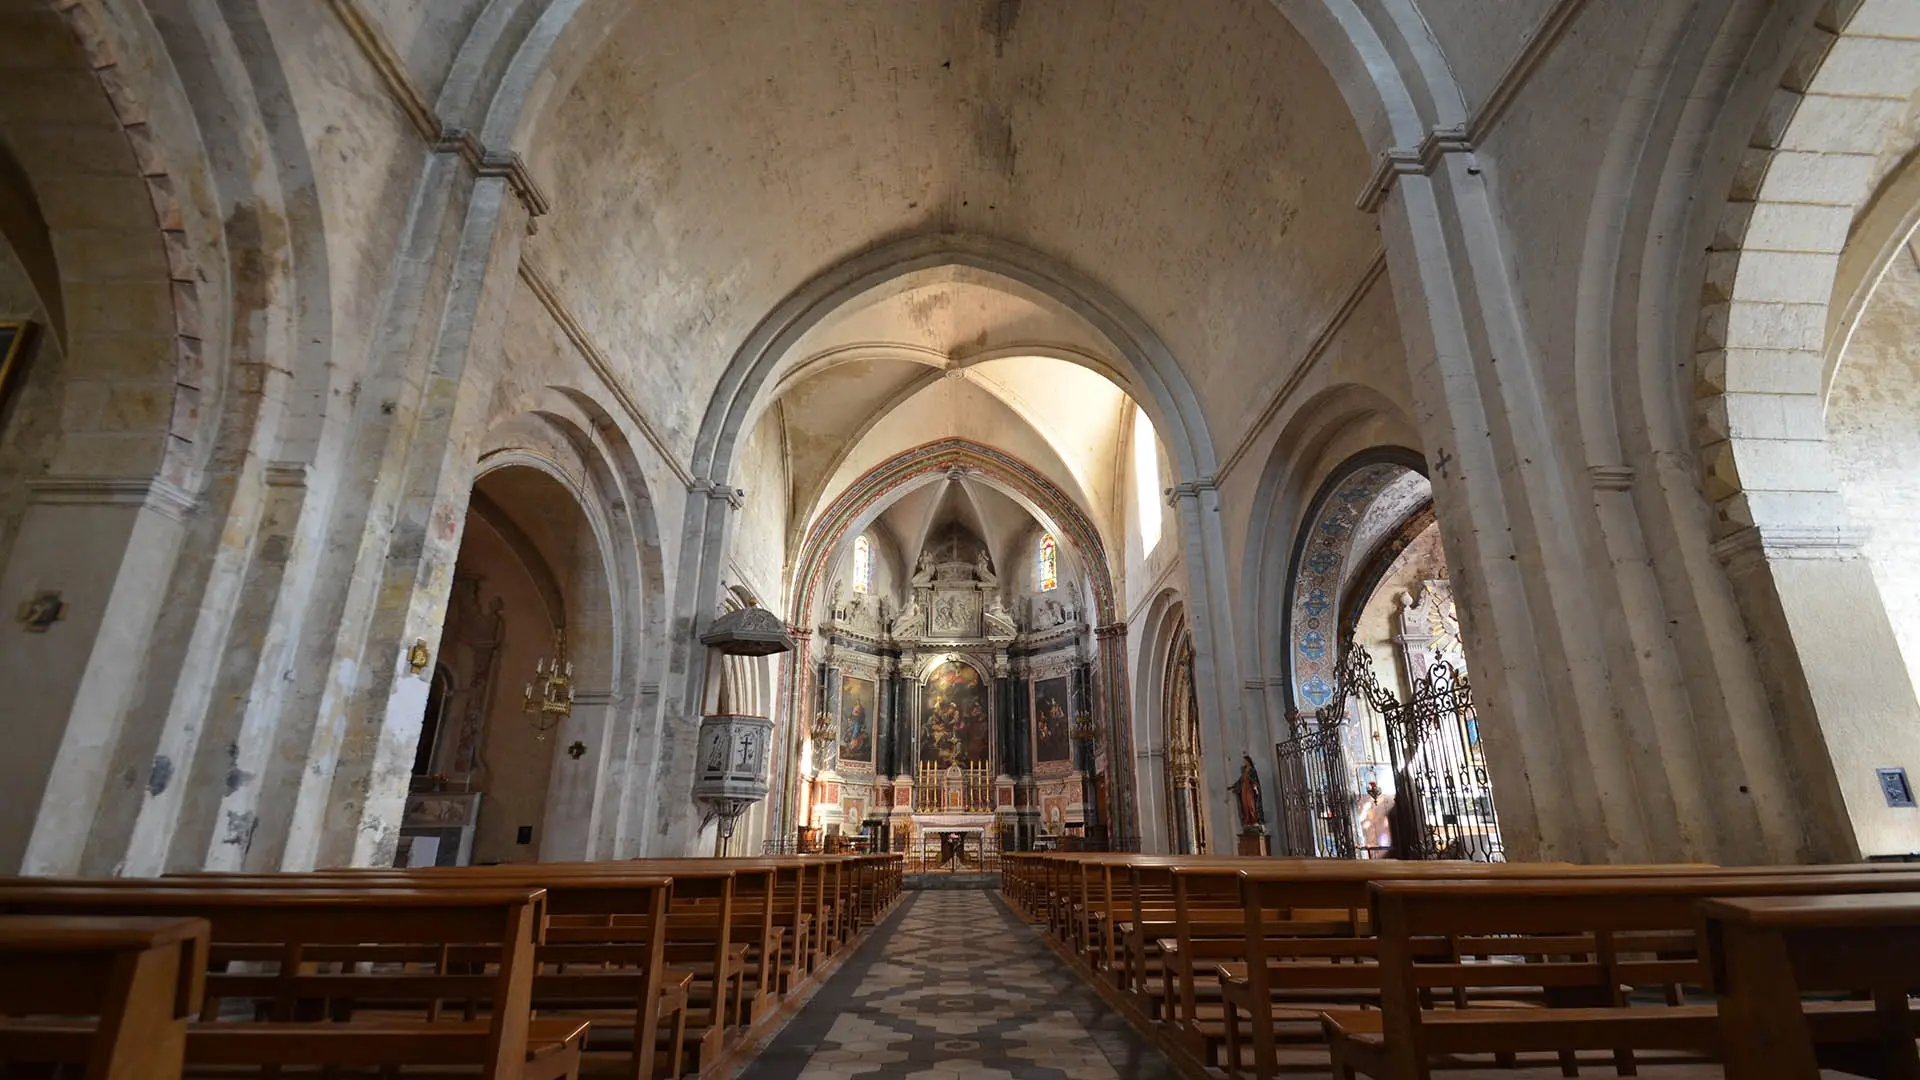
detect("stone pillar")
[1071,661,1103,844]
[1095,623,1136,845]
[879,657,890,772]
[897,654,919,779]
[1009,666,1032,779]
[994,653,1015,780]
[767,625,810,848]
[1168,738,1199,855]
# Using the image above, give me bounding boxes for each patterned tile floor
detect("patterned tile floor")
[737,888,1180,1080]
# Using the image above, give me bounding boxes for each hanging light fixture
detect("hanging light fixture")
[523,627,574,739]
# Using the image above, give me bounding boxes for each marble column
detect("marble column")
[1095,623,1136,845]
[994,654,1015,780]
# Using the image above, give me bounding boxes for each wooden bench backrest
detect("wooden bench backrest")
[0,914,208,1017]
[1371,872,1920,1056]
[0,886,542,1078]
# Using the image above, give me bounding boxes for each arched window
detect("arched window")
[851,534,872,593]
[1037,534,1058,592]
[1134,405,1163,550]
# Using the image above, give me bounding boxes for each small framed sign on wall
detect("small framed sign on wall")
[0,321,32,417]
[1878,767,1915,809]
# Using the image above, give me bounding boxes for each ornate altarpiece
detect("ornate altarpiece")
[813,531,1093,853]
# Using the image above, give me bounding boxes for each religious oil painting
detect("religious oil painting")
[839,674,874,764]
[1034,676,1072,763]
[920,660,989,768]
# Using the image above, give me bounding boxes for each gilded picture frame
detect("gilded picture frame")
[0,321,32,416]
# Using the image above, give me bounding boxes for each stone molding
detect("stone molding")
[26,474,197,520]
[1354,0,1595,212]
[1713,523,1871,572]
[325,0,551,221]
[1166,476,1220,504]
[263,461,308,489]
[571,689,615,707]
[1357,126,1473,212]
[1588,465,1635,491]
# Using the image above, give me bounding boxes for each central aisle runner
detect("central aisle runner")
[738,888,1177,1080]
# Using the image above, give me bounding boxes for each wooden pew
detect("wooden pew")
[1701,891,1920,1080]
[1329,871,1920,1080]
[162,866,685,1080]
[0,884,587,1080]
[0,914,208,1080]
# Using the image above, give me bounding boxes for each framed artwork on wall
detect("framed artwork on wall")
[920,660,989,768]
[838,674,874,764]
[0,321,32,418]
[1034,676,1072,763]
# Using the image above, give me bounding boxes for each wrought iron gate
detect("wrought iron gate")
[1275,719,1356,858]
[1279,647,1503,861]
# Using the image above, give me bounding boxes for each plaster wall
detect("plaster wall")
[364,0,492,100]
[1123,418,1179,623]
[1829,245,1920,706]
[1413,0,1563,113]
[1468,0,1652,411]
[0,234,60,577]
[1215,269,1417,642]
[495,273,689,577]
[730,412,787,604]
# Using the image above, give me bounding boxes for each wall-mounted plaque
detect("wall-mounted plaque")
[1878,767,1915,809]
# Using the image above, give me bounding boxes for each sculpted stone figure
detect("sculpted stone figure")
[892,595,924,641]
[974,550,998,586]
[983,593,1017,639]
[911,552,935,588]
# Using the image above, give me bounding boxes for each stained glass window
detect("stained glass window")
[851,534,872,593]
[1038,535,1058,592]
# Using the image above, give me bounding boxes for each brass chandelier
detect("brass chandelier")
[522,627,575,739]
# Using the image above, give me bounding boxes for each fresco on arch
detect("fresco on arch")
[920,661,990,768]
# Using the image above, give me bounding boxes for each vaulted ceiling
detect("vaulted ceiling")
[755,265,1132,553]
